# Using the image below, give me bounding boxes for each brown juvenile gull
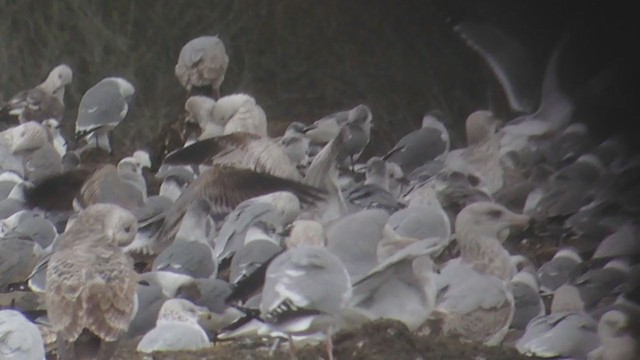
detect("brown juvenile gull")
[175,35,229,99]
[156,165,324,254]
[73,155,149,211]
[0,64,73,127]
[162,131,302,180]
[45,204,139,360]
[454,201,530,281]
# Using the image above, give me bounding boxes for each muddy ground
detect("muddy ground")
[107,319,539,360]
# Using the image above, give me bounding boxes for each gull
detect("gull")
[213,93,267,137]
[0,309,46,360]
[454,201,530,281]
[45,204,138,360]
[0,64,72,126]
[156,165,323,254]
[344,157,405,213]
[156,166,195,202]
[443,110,504,194]
[75,77,135,154]
[136,298,211,353]
[434,259,515,346]
[125,277,168,340]
[259,245,351,360]
[41,119,67,158]
[350,240,438,330]
[383,110,450,174]
[72,155,149,211]
[284,219,326,249]
[0,232,44,292]
[516,310,600,358]
[1,121,50,176]
[279,124,310,168]
[326,209,389,279]
[302,104,370,145]
[183,96,222,139]
[337,104,373,169]
[592,223,640,260]
[510,270,545,330]
[537,247,583,294]
[152,199,217,278]
[454,22,573,144]
[175,35,229,99]
[388,187,451,243]
[587,308,639,360]
[162,131,301,181]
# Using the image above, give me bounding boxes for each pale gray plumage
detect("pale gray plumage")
[537,248,583,293]
[0,309,46,360]
[136,298,211,353]
[516,311,600,358]
[326,209,389,279]
[175,35,229,98]
[75,77,135,153]
[260,245,351,337]
[510,271,545,330]
[350,240,438,330]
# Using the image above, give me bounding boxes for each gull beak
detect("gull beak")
[509,213,531,229]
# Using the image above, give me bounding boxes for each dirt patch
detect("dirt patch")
[106,319,539,360]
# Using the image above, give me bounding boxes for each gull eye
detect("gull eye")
[124,225,132,233]
[487,209,503,219]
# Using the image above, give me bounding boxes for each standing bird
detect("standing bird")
[45,204,139,360]
[175,35,229,99]
[0,64,73,128]
[75,77,135,154]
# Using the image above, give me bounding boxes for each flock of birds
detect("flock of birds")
[0,19,638,360]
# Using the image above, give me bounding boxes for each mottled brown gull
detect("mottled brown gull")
[0,64,72,126]
[45,204,138,360]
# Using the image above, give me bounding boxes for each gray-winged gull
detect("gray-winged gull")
[434,259,515,345]
[510,270,545,330]
[337,104,373,169]
[136,298,211,353]
[279,127,310,168]
[384,111,450,174]
[0,64,72,126]
[175,278,245,334]
[152,199,217,279]
[326,209,388,279]
[75,77,135,154]
[125,277,168,339]
[259,245,351,360]
[516,311,600,358]
[213,200,285,262]
[156,166,195,202]
[229,238,282,285]
[0,233,44,292]
[537,247,583,294]
[0,309,46,360]
[45,204,138,359]
[388,187,451,243]
[587,308,639,360]
[175,35,229,99]
[592,223,640,259]
[350,240,438,330]
[563,258,631,309]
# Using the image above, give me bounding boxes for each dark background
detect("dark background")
[1,0,638,158]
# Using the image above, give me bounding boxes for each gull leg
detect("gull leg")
[287,334,298,360]
[325,331,335,360]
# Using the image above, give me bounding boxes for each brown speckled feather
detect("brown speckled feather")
[45,236,137,342]
[156,166,324,252]
[76,164,144,210]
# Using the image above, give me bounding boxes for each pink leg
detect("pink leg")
[325,331,334,360]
